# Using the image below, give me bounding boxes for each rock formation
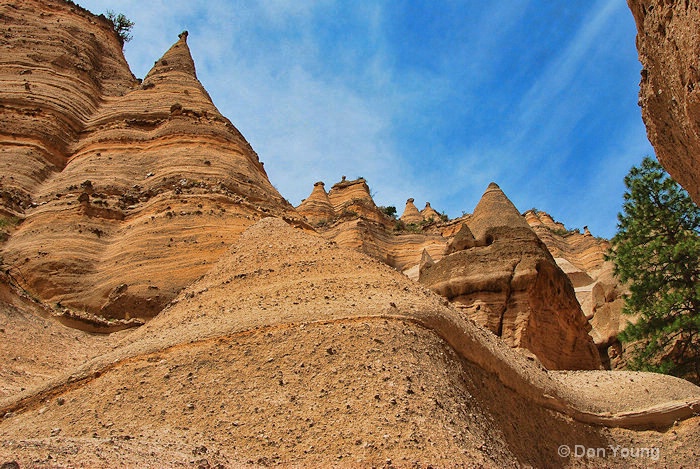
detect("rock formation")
[420,183,602,370]
[627,0,700,203]
[0,1,300,324]
[421,201,442,222]
[2,218,700,467]
[399,197,423,224]
[525,209,629,369]
[296,181,335,225]
[1,2,700,466]
[297,178,448,273]
[299,181,630,370]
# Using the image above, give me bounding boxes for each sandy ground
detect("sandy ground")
[1,218,699,467]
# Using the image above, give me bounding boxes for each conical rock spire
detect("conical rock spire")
[297,181,336,225]
[468,182,531,241]
[400,198,423,224]
[145,31,197,80]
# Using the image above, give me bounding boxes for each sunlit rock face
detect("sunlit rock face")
[525,209,629,368]
[420,184,602,371]
[0,1,300,322]
[628,0,700,203]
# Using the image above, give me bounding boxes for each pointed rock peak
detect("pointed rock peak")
[447,223,476,253]
[468,182,531,240]
[421,201,442,221]
[145,31,197,80]
[418,248,435,278]
[400,198,422,224]
[297,181,335,223]
[304,181,331,202]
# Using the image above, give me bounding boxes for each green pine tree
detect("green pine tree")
[106,10,134,45]
[608,156,700,383]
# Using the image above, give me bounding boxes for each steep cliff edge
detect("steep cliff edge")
[525,209,629,369]
[0,0,301,324]
[628,0,700,203]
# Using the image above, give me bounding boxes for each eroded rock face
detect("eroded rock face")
[0,0,135,216]
[400,198,423,224]
[525,209,629,369]
[628,0,700,203]
[420,184,601,370]
[326,177,392,226]
[296,181,335,225]
[4,218,700,466]
[421,201,442,222]
[297,178,449,272]
[0,1,300,323]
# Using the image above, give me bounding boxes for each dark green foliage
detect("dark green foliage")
[380,206,397,218]
[608,156,700,383]
[106,10,134,44]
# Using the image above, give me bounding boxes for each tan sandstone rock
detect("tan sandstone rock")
[525,209,630,369]
[628,0,700,203]
[1,3,700,466]
[0,3,300,324]
[2,218,699,467]
[420,201,442,222]
[296,181,335,225]
[399,197,423,224]
[420,183,602,370]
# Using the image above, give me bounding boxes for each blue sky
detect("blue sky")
[78,0,652,238]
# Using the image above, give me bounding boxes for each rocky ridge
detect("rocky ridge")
[299,178,626,371]
[419,184,601,370]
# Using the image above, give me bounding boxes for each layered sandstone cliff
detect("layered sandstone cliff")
[420,184,602,370]
[1,3,700,467]
[399,198,423,224]
[628,0,700,203]
[2,218,699,467]
[303,178,613,371]
[525,210,629,368]
[0,1,300,324]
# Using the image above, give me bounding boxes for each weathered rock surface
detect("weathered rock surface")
[2,218,699,467]
[1,3,699,466]
[297,178,448,272]
[0,0,136,218]
[326,177,392,227]
[628,0,700,203]
[296,181,335,225]
[399,197,423,224]
[0,1,300,324]
[421,201,442,222]
[525,209,630,369]
[420,184,602,370]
